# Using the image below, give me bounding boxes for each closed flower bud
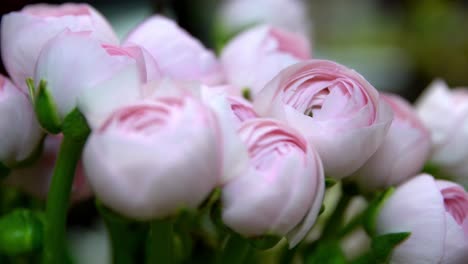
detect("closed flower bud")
[1,3,118,91]
[351,93,431,192]
[33,31,160,128]
[0,74,42,168]
[221,25,311,96]
[376,174,468,263]
[222,119,324,247]
[124,15,224,85]
[416,80,468,188]
[83,93,221,220]
[254,60,393,179]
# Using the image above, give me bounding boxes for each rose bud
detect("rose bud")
[200,85,258,183]
[217,0,311,39]
[1,3,118,91]
[220,25,311,97]
[376,174,468,263]
[254,60,393,179]
[222,119,324,247]
[416,80,468,188]
[0,74,42,169]
[83,95,221,220]
[33,30,160,131]
[124,15,224,85]
[4,135,92,203]
[350,93,431,192]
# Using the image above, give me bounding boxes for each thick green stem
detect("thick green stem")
[147,219,173,264]
[218,233,251,264]
[321,189,352,241]
[42,135,86,264]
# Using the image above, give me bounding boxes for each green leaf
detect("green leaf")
[0,209,44,255]
[306,241,347,264]
[363,188,395,236]
[371,232,411,263]
[62,108,91,142]
[33,80,62,134]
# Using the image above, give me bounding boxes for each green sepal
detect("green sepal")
[0,209,44,255]
[319,204,325,215]
[370,232,411,263]
[305,241,347,264]
[363,188,395,236]
[325,177,337,188]
[61,108,91,142]
[242,88,252,101]
[33,80,62,134]
[0,162,10,179]
[249,234,282,250]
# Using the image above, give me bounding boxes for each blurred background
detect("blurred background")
[2,0,468,102]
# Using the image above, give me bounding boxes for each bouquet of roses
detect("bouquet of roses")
[0,2,466,264]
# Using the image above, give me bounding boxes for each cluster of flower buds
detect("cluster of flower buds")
[0,2,466,264]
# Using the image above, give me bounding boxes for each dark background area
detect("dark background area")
[2,0,468,101]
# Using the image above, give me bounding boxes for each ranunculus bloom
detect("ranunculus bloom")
[83,95,221,220]
[222,119,324,247]
[376,174,468,263]
[254,60,393,179]
[200,85,258,183]
[217,0,311,39]
[0,74,42,167]
[34,31,159,123]
[221,25,311,96]
[4,135,92,203]
[416,80,468,188]
[351,93,431,192]
[1,3,118,91]
[124,15,224,85]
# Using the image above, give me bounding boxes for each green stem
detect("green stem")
[338,210,365,238]
[218,233,251,264]
[147,219,173,264]
[321,189,352,241]
[42,135,86,264]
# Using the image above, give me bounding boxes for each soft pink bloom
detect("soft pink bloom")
[351,93,431,192]
[376,174,468,263]
[416,80,468,188]
[124,15,224,85]
[0,74,42,167]
[83,94,221,220]
[34,31,160,123]
[5,135,92,203]
[1,3,118,91]
[221,25,311,96]
[222,119,324,247]
[217,0,311,38]
[254,60,393,179]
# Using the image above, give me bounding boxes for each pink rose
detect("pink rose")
[416,80,468,188]
[1,3,118,91]
[254,60,393,179]
[377,174,468,263]
[221,25,311,96]
[34,30,160,124]
[222,119,324,247]
[5,135,92,203]
[0,74,42,167]
[124,15,224,85]
[83,94,221,220]
[351,93,431,192]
